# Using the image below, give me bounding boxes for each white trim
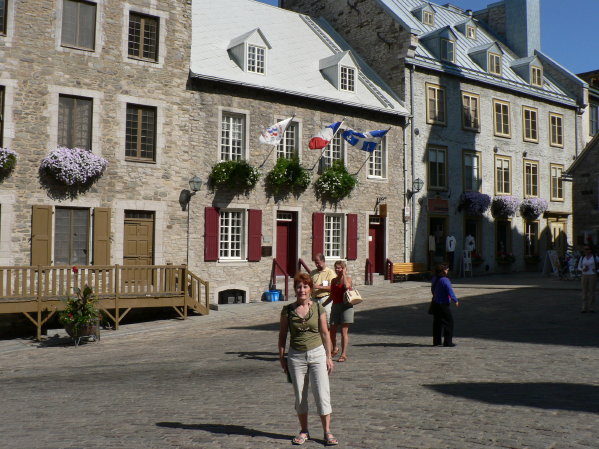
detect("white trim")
[0,79,17,146]
[121,3,168,68]
[246,43,266,75]
[0,0,16,46]
[217,106,250,162]
[367,136,387,180]
[276,117,303,161]
[55,0,104,57]
[324,213,345,260]
[218,208,246,261]
[0,191,16,265]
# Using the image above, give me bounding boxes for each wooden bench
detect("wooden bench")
[391,263,430,282]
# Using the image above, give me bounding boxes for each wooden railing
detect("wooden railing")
[270,259,289,302]
[297,258,311,273]
[0,264,210,340]
[364,259,373,285]
[385,258,394,282]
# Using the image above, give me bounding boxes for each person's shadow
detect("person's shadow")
[156,422,290,441]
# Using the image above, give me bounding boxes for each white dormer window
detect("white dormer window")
[488,52,502,76]
[466,25,476,39]
[423,10,435,26]
[340,66,355,92]
[248,45,265,74]
[531,66,543,87]
[440,39,455,63]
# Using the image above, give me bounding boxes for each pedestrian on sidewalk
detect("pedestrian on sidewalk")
[329,261,353,363]
[310,253,336,327]
[578,245,598,313]
[431,263,460,347]
[278,272,338,446]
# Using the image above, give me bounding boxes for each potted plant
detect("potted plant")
[520,198,548,220]
[265,156,311,197]
[314,160,356,202]
[208,159,260,194]
[458,191,491,216]
[491,195,520,218]
[41,146,108,186]
[58,267,100,344]
[0,147,17,175]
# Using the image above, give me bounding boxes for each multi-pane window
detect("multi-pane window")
[462,92,480,130]
[220,114,245,161]
[463,151,480,191]
[277,122,298,159]
[422,10,434,26]
[495,156,511,194]
[488,52,502,75]
[496,220,512,255]
[126,104,157,162]
[522,107,538,142]
[61,0,96,50]
[0,86,4,146]
[464,218,481,255]
[550,164,564,201]
[591,103,599,136]
[428,147,447,189]
[247,45,265,74]
[466,26,476,39]
[322,133,343,170]
[219,210,244,259]
[54,207,89,265]
[426,84,446,125]
[531,66,543,87]
[550,113,564,147]
[524,221,539,256]
[58,95,93,150]
[524,160,539,197]
[440,39,455,62]
[493,100,511,137]
[128,12,159,62]
[324,214,343,259]
[368,137,386,178]
[0,0,6,34]
[340,66,355,92]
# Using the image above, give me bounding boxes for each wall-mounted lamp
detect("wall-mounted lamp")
[179,175,203,211]
[407,177,424,200]
[522,151,528,157]
[493,146,499,153]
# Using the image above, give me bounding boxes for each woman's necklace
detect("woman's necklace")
[295,301,312,332]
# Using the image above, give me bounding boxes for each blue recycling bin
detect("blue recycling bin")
[264,290,280,302]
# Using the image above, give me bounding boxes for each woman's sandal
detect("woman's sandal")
[324,432,339,446]
[292,431,309,445]
[337,355,348,362]
[331,347,340,357]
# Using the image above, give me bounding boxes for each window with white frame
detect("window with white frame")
[488,52,502,75]
[0,0,7,34]
[440,39,455,63]
[368,137,386,178]
[54,207,90,265]
[463,151,480,192]
[422,10,434,26]
[247,45,265,74]
[466,25,476,40]
[58,94,93,150]
[524,221,539,256]
[493,99,511,137]
[219,210,244,259]
[495,156,511,194]
[220,113,245,161]
[428,146,447,189]
[340,66,355,92]
[522,106,538,142]
[550,164,564,201]
[277,121,298,159]
[531,66,543,87]
[524,160,539,197]
[462,92,480,130]
[322,132,344,170]
[61,0,96,50]
[426,83,446,125]
[550,113,564,147]
[324,214,344,259]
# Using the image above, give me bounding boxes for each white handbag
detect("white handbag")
[343,288,363,305]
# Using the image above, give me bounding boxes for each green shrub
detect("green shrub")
[208,160,260,193]
[265,157,311,196]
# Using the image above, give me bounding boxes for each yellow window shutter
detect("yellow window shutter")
[31,205,52,266]
[93,208,111,265]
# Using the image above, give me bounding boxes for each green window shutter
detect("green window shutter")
[31,205,52,266]
[93,208,111,265]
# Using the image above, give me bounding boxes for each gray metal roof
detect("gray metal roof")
[191,0,408,116]
[375,0,577,106]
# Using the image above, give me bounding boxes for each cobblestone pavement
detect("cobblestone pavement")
[1,274,598,449]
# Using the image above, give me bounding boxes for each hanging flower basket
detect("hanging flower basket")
[458,191,491,216]
[41,147,108,186]
[491,195,520,218]
[265,157,311,196]
[208,160,260,194]
[519,198,548,220]
[314,160,356,202]
[0,148,17,174]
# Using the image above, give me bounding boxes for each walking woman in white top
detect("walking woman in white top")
[578,246,599,313]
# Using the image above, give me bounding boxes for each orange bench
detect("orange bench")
[391,262,430,282]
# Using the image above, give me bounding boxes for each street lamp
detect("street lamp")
[181,175,202,267]
[407,177,424,200]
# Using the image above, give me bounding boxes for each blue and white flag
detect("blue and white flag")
[341,129,389,153]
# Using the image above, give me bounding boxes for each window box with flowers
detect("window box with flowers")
[265,156,311,198]
[41,147,108,187]
[208,160,260,195]
[0,147,17,177]
[314,160,356,202]
[458,191,491,216]
[520,198,548,221]
[491,195,520,218]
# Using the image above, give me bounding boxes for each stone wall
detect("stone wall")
[571,140,599,246]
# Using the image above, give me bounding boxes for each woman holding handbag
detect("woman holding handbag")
[431,263,460,347]
[329,260,353,362]
[278,272,338,446]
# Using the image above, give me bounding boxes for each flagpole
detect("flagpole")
[352,127,391,175]
[310,118,345,171]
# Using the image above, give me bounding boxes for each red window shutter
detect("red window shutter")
[312,212,325,258]
[247,209,262,262]
[204,207,220,262]
[346,213,358,260]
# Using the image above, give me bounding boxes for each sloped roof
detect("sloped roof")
[191,0,408,116]
[567,132,599,174]
[374,0,577,106]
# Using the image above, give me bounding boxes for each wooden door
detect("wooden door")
[276,212,297,276]
[549,221,567,256]
[368,216,385,273]
[123,212,154,282]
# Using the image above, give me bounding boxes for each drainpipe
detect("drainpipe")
[402,120,408,262]
[409,63,416,262]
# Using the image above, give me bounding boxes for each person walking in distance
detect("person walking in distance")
[578,245,598,313]
[431,263,460,347]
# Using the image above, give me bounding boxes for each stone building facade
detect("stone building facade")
[282,0,586,273]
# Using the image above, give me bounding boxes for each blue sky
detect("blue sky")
[256,0,597,75]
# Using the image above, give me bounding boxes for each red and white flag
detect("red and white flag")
[259,117,293,145]
[308,121,342,150]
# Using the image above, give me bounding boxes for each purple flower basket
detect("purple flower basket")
[519,198,548,220]
[41,147,108,186]
[491,195,520,218]
[460,191,491,216]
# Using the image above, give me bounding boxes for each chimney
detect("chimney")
[504,0,541,57]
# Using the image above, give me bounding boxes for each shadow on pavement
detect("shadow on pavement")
[225,351,280,361]
[155,422,290,441]
[425,382,599,414]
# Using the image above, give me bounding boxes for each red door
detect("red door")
[368,216,385,273]
[276,212,297,276]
